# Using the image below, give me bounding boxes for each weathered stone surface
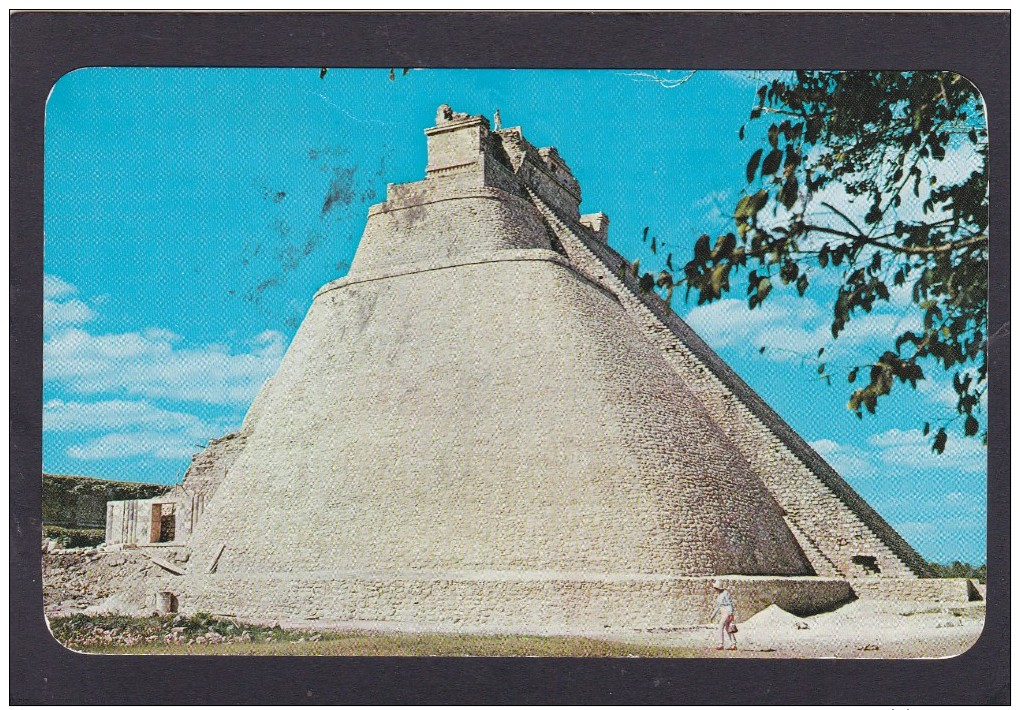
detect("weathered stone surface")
[528,190,931,579]
[88,105,933,632]
[185,573,852,631]
[850,578,980,603]
[43,547,186,617]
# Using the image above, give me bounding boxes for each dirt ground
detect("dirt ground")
[230,597,984,659]
[605,599,986,659]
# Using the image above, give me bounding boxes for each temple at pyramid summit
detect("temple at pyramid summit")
[87,105,970,632]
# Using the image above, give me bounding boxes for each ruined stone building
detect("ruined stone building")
[93,105,965,631]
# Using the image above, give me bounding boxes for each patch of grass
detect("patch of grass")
[43,525,105,549]
[49,614,695,657]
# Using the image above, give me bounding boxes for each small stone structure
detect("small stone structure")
[60,105,975,629]
[103,428,249,547]
[43,473,169,532]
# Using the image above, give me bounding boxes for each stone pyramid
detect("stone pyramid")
[179,106,929,631]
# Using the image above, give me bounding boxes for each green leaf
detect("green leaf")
[922,421,930,436]
[848,367,858,383]
[734,195,752,221]
[964,415,979,437]
[780,260,799,285]
[761,149,783,176]
[932,428,948,454]
[712,233,737,260]
[779,177,798,209]
[746,148,763,183]
[757,277,772,300]
[693,234,711,262]
[796,273,809,296]
[710,263,730,297]
[750,190,769,213]
[759,346,766,354]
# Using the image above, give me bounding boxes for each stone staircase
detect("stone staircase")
[525,188,930,580]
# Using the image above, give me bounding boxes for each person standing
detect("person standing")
[493,108,502,131]
[712,578,737,650]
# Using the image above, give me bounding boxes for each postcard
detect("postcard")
[40,66,988,660]
[11,11,1008,706]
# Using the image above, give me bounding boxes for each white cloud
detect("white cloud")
[808,426,986,484]
[684,295,830,362]
[67,431,207,461]
[44,298,96,329]
[942,491,985,515]
[916,367,987,412]
[43,274,77,300]
[868,427,987,474]
[43,399,212,435]
[897,515,984,546]
[682,282,928,370]
[44,328,286,405]
[45,398,233,463]
[694,189,734,210]
[809,438,878,479]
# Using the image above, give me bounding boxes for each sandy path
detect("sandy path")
[608,600,986,659]
[251,598,985,659]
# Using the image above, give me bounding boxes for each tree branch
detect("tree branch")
[800,223,987,256]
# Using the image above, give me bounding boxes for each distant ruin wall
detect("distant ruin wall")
[179,431,250,499]
[42,474,170,530]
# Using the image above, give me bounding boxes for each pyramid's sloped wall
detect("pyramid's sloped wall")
[528,193,929,579]
[351,189,550,274]
[184,254,814,620]
[183,573,852,630]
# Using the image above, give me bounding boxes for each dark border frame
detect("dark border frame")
[10,12,1010,705]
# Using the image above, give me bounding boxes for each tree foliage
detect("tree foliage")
[928,559,986,584]
[662,71,987,453]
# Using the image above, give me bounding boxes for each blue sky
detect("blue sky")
[43,68,987,563]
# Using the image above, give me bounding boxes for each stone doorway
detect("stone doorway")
[149,503,176,543]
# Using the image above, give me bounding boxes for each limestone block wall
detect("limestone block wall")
[496,128,582,220]
[526,189,930,580]
[425,115,490,173]
[850,578,980,603]
[184,250,817,625]
[106,498,154,546]
[351,189,551,274]
[182,574,852,631]
[106,491,208,547]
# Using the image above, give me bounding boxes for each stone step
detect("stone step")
[525,188,923,581]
